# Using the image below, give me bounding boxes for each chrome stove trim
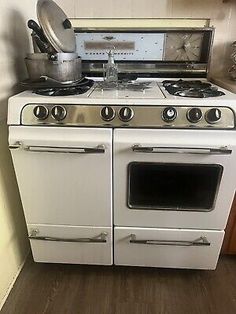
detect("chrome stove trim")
[21,104,235,129]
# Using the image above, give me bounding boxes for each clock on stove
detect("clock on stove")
[164,32,204,62]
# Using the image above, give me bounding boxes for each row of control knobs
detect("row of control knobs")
[33,105,134,122]
[163,107,221,124]
[101,106,133,122]
[33,105,222,124]
[33,105,66,121]
[101,106,222,124]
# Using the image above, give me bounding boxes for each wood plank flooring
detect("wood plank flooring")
[1,255,236,314]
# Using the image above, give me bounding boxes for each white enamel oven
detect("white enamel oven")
[9,126,113,265]
[114,128,236,269]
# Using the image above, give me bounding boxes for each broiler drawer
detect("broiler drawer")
[28,224,112,265]
[114,227,224,269]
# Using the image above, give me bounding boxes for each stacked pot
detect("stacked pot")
[229,42,236,81]
[25,0,81,82]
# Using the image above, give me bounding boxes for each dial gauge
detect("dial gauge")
[164,32,204,62]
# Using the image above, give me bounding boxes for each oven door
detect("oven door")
[114,129,236,229]
[9,126,112,227]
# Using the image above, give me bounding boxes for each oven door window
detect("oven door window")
[128,163,223,212]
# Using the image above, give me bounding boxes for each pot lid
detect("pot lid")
[37,0,76,53]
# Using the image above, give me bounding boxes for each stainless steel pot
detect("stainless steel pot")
[25,53,82,82]
[229,41,236,81]
[27,52,79,61]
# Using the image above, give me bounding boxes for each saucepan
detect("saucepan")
[25,53,82,82]
[25,0,81,82]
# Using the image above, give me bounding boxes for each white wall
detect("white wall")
[55,0,236,77]
[0,0,37,308]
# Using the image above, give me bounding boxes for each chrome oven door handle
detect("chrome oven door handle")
[129,234,211,246]
[29,230,108,243]
[9,141,22,150]
[132,144,232,155]
[9,142,106,154]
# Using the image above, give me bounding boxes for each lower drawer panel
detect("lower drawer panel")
[28,224,113,265]
[114,227,224,270]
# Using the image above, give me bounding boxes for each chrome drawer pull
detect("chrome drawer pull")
[132,144,232,155]
[9,141,22,149]
[9,143,106,154]
[29,230,108,243]
[130,234,210,247]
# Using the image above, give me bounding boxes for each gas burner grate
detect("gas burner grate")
[33,78,94,96]
[162,80,225,98]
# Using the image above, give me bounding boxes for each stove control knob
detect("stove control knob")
[205,108,221,124]
[33,105,49,120]
[162,107,177,122]
[101,106,115,121]
[51,105,67,121]
[119,107,134,122]
[187,108,202,123]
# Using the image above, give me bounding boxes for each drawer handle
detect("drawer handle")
[29,230,108,243]
[130,234,210,247]
[9,142,106,154]
[132,144,232,155]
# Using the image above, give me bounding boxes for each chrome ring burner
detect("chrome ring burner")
[33,78,94,96]
[163,80,225,98]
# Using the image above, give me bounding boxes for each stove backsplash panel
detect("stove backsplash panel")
[75,28,214,78]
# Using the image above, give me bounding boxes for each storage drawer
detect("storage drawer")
[114,227,224,269]
[28,224,112,265]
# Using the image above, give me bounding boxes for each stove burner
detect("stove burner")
[33,78,94,96]
[163,80,225,98]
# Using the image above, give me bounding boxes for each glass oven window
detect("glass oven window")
[128,162,223,211]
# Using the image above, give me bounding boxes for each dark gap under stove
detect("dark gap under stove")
[162,79,225,98]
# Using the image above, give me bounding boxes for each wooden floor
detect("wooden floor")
[1,255,236,314]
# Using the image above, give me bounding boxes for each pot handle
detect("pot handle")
[27,19,48,43]
[63,19,72,29]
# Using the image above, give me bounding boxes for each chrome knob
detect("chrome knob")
[33,105,48,120]
[119,107,134,122]
[205,108,221,124]
[162,107,177,122]
[51,105,67,121]
[187,108,202,123]
[100,106,115,121]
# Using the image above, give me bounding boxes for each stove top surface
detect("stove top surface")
[89,81,165,99]
[15,78,236,102]
[8,77,236,128]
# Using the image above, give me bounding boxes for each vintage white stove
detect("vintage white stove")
[7,27,236,270]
